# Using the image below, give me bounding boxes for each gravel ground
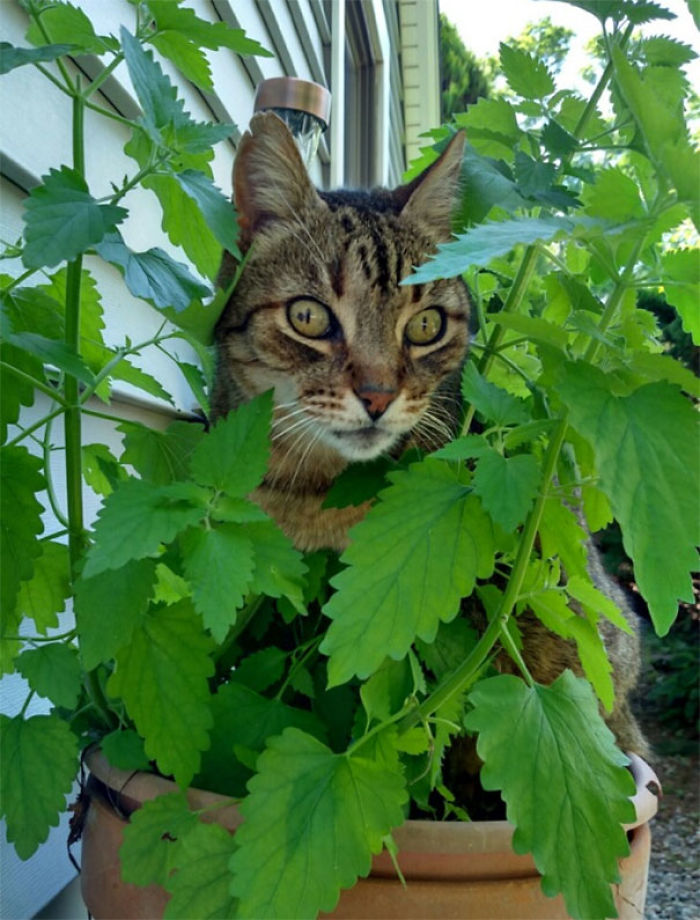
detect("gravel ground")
[639,702,699,918]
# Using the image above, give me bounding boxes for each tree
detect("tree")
[439,14,491,119]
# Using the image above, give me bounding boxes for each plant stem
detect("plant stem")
[0,362,67,404]
[64,89,87,575]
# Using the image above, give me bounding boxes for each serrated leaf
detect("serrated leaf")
[663,248,700,343]
[95,230,210,311]
[541,118,578,157]
[194,682,324,797]
[432,433,492,461]
[181,524,255,642]
[0,713,78,859]
[321,459,494,687]
[0,41,75,74]
[108,600,214,786]
[5,330,95,385]
[499,42,555,99]
[230,727,407,919]
[173,170,240,257]
[245,520,307,607]
[119,419,205,486]
[164,822,237,919]
[83,479,207,577]
[146,1,272,56]
[322,457,394,508]
[82,443,126,496]
[455,98,522,147]
[120,792,199,887]
[454,147,530,225]
[473,450,541,532]
[22,167,127,269]
[405,216,580,283]
[566,574,631,633]
[75,558,157,669]
[101,729,151,772]
[416,617,479,679]
[230,647,288,693]
[120,27,189,137]
[465,672,635,920]
[584,166,645,220]
[25,2,117,53]
[189,392,272,496]
[461,363,530,426]
[0,446,44,618]
[16,644,81,709]
[360,657,413,726]
[16,540,70,633]
[642,34,697,66]
[145,173,223,279]
[151,30,213,91]
[0,342,42,441]
[110,356,174,404]
[559,363,699,635]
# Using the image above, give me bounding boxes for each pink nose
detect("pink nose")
[355,386,397,421]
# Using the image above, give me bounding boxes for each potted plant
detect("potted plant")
[1,1,697,919]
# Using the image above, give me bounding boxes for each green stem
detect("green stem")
[5,406,65,448]
[43,416,69,529]
[81,53,125,101]
[84,99,139,130]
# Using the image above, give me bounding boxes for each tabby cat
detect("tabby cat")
[213,111,647,758]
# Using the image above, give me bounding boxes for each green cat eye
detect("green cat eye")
[287,298,333,338]
[405,307,445,345]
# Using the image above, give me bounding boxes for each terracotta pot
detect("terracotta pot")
[81,749,659,920]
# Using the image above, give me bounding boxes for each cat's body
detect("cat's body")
[213,112,648,758]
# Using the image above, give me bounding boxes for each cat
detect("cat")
[212,111,648,759]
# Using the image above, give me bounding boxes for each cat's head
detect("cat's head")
[214,112,469,464]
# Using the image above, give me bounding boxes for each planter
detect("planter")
[81,749,659,920]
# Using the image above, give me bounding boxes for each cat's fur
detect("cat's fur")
[213,112,647,758]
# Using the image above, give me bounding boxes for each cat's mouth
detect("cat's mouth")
[327,426,398,460]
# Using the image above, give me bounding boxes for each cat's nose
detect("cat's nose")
[355,386,397,421]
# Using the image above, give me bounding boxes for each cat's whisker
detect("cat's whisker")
[271,413,317,442]
[288,425,325,494]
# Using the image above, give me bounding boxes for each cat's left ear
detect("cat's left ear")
[398,131,465,240]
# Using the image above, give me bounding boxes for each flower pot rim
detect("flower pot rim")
[84,745,659,847]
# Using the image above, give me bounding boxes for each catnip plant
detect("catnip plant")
[1,1,698,919]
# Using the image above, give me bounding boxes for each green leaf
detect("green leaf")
[416,617,479,679]
[181,524,255,642]
[473,450,541,532]
[465,672,635,920]
[454,148,530,225]
[321,459,494,687]
[559,363,699,635]
[360,657,413,726]
[230,647,288,693]
[432,433,492,461]
[0,342,42,442]
[0,446,44,618]
[120,792,199,887]
[493,312,569,350]
[119,420,205,486]
[461,362,530,426]
[107,600,214,786]
[164,822,237,919]
[230,728,407,919]
[145,173,224,280]
[101,729,151,772]
[16,644,82,709]
[75,558,157,669]
[146,1,273,56]
[22,166,127,269]
[110,356,174,405]
[322,457,394,508]
[83,479,207,578]
[584,166,645,221]
[194,683,324,797]
[95,231,210,311]
[4,330,95,385]
[663,248,700,343]
[82,443,127,496]
[245,520,307,608]
[0,713,78,859]
[641,34,697,66]
[455,98,522,149]
[120,27,189,137]
[189,391,272,496]
[25,2,118,53]
[173,170,240,257]
[405,216,580,283]
[0,41,75,74]
[151,31,213,91]
[499,42,555,99]
[16,540,70,633]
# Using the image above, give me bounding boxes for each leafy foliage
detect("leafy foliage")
[2,3,697,919]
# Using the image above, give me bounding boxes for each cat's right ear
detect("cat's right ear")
[233,111,323,246]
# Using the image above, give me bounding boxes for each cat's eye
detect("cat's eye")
[286,298,334,339]
[405,308,445,346]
